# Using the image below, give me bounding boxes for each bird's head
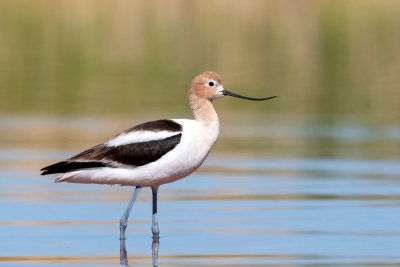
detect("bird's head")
[189,71,277,102]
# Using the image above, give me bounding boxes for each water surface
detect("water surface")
[1,115,399,266]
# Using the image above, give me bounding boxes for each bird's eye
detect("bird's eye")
[208,81,215,87]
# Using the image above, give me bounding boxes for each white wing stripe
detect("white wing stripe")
[105,130,179,147]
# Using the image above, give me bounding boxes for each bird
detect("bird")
[40,71,276,241]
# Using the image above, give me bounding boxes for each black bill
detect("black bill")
[222,90,277,101]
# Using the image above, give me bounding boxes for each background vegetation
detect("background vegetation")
[0,0,399,124]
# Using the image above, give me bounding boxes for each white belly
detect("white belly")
[58,119,219,187]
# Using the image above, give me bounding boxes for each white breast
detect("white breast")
[129,118,219,186]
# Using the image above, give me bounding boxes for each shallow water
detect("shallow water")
[1,115,399,266]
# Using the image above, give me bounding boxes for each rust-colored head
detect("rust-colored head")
[189,71,224,101]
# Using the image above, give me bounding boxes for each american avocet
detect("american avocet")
[41,71,276,240]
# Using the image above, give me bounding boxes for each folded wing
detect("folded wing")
[41,120,183,175]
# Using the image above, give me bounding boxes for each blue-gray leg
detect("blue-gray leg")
[120,186,141,240]
[120,186,141,266]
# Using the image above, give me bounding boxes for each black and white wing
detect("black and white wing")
[41,119,182,175]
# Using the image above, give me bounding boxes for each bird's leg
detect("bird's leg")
[151,186,160,266]
[151,187,159,236]
[120,186,141,265]
[120,186,141,241]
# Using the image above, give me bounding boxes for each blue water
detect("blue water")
[1,116,400,266]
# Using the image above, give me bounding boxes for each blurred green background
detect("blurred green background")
[1,0,399,122]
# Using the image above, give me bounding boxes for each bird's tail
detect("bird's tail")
[40,161,108,175]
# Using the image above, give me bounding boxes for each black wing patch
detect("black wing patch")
[123,119,182,133]
[40,161,110,175]
[101,133,182,166]
[40,133,182,175]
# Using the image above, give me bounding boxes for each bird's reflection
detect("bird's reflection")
[120,237,129,266]
[120,233,160,267]
[152,233,160,267]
